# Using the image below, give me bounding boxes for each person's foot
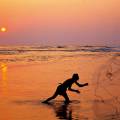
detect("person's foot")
[42,100,48,103]
[64,100,70,104]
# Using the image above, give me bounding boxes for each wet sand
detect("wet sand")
[0,51,120,120]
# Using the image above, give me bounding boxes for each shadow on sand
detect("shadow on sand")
[42,100,81,120]
[13,99,120,120]
[13,100,83,120]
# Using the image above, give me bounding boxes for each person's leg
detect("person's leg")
[43,91,58,103]
[62,93,70,103]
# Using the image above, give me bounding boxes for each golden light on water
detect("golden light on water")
[1,63,8,96]
[0,27,7,32]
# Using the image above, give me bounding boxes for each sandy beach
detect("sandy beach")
[1,0,120,119]
[0,47,120,120]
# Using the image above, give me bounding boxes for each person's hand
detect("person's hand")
[75,90,80,93]
[85,83,88,86]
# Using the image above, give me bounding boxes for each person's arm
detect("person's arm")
[68,85,80,93]
[75,81,88,87]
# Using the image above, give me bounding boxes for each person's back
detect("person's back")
[59,78,75,90]
[56,78,74,95]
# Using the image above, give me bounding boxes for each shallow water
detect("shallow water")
[0,46,120,63]
[0,47,120,120]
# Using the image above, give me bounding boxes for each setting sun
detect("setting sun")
[0,27,7,32]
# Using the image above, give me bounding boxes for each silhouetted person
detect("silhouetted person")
[43,73,88,103]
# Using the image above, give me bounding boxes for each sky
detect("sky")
[0,0,120,46]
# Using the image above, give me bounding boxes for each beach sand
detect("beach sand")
[0,51,120,120]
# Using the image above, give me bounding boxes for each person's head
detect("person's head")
[72,73,79,81]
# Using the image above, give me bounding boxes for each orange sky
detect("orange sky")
[0,0,120,46]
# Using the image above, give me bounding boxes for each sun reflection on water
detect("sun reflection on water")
[1,63,8,96]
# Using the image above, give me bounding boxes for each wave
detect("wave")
[0,46,120,54]
[0,46,119,63]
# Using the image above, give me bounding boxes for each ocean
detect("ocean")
[0,45,120,120]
